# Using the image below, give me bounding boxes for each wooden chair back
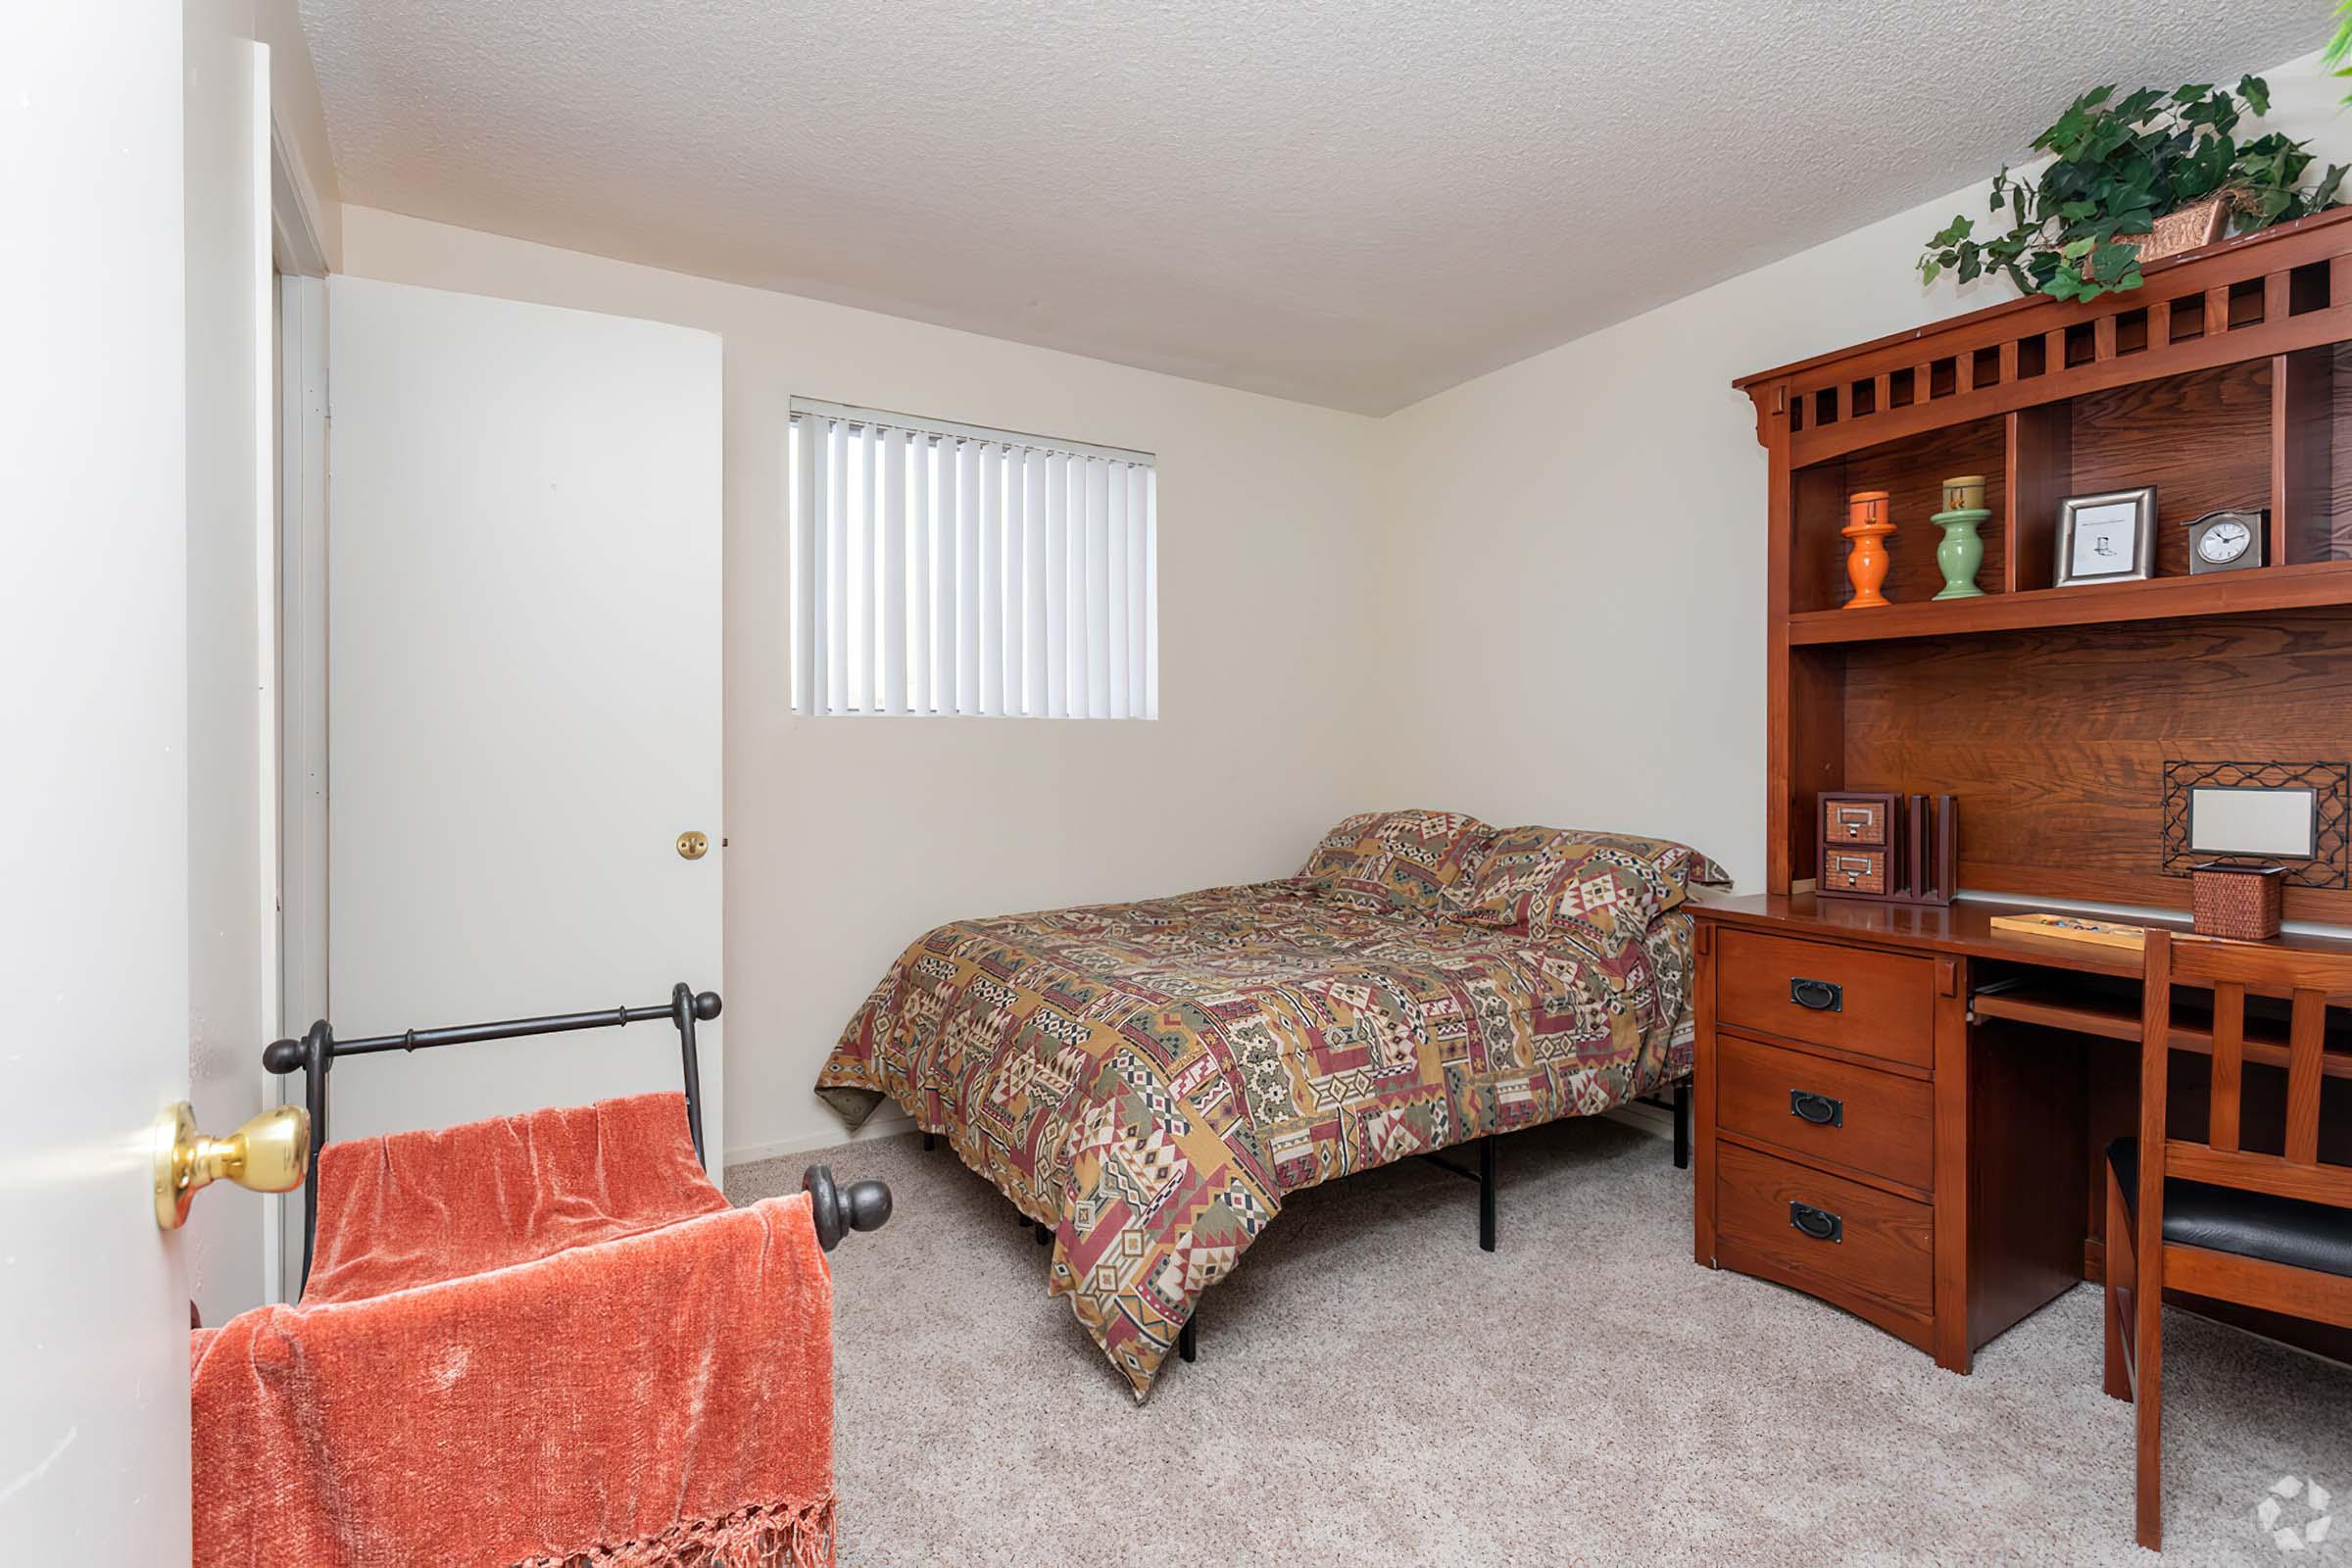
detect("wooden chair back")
[2139,931,2352,1209]
[2120,933,2352,1550]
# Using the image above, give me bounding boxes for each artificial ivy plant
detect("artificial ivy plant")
[1919,76,2345,303]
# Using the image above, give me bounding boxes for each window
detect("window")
[789,399,1156,718]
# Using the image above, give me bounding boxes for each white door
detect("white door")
[323,278,725,1167]
[1,8,193,1558]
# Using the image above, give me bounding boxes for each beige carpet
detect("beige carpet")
[730,1116,2350,1566]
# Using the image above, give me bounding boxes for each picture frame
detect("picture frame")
[2185,783,2320,860]
[2054,485,2156,586]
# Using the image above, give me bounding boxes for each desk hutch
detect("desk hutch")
[1693,210,2352,1370]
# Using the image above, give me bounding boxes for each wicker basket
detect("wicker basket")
[2189,861,2284,942]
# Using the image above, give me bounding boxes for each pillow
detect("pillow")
[1455,825,1732,948]
[1295,808,1495,916]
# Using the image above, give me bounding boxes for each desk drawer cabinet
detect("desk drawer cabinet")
[1695,906,1974,1371]
[1714,928,1934,1067]
[1695,903,2087,1376]
[1714,1033,1934,1192]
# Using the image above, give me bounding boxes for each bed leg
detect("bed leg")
[922,1131,936,1152]
[1479,1135,1497,1253]
[1179,1313,1198,1363]
[1035,1221,1052,1246]
[1673,1083,1690,1171]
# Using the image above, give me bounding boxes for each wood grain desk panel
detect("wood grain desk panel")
[1690,894,2352,1371]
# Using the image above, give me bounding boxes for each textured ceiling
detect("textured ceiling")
[299,0,2327,415]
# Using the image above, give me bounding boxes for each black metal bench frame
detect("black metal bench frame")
[266,984,887,1293]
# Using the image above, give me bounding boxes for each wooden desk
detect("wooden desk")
[1689,892,2352,1371]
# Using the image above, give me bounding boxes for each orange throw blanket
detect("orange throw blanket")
[192,1092,835,1567]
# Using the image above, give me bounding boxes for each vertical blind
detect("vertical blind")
[789,399,1157,718]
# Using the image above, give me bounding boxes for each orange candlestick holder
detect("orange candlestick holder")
[1841,490,1894,609]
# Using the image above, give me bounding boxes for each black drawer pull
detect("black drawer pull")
[1789,1090,1844,1128]
[1789,1201,1843,1243]
[1789,977,1843,1012]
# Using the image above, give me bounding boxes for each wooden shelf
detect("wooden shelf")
[1787,559,2352,646]
[1970,977,2352,1080]
[1743,218,2352,922]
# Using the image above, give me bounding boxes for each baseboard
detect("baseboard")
[725,1112,914,1170]
[1606,1101,1675,1144]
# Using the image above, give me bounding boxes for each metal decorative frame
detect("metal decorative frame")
[2054,485,2157,586]
[2161,760,2351,888]
[265,983,720,1289]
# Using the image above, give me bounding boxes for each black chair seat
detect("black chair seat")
[2109,1138,2352,1279]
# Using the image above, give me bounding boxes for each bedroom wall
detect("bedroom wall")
[175,0,340,1321]
[335,207,1386,1162]
[184,0,311,1327]
[1369,49,2352,900]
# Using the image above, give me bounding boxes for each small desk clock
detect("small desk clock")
[2185,508,2267,574]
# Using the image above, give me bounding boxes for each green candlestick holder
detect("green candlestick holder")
[1931,507,1989,600]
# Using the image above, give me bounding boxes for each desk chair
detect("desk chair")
[2106,932,2352,1550]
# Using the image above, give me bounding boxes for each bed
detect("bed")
[815,809,1727,1398]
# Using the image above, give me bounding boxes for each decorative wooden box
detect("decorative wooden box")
[1816,791,1956,906]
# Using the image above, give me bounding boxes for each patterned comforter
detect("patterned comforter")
[816,881,1696,1398]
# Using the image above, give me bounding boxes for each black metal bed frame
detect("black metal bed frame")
[926,1079,1690,1367]
[266,984,890,1292]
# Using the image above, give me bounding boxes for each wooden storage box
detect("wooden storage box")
[1815,791,1956,906]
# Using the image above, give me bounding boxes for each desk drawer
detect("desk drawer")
[1715,1033,1933,1192]
[1715,1141,1934,1320]
[1823,798,1888,847]
[1715,929,1934,1068]
[1821,848,1887,897]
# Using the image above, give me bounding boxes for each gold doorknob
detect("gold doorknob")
[677,830,710,860]
[153,1102,310,1230]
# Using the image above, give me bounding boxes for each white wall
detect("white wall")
[1371,52,2352,896]
[182,0,272,1328]
[183,0,338,1319]
[336,208,1387,1162]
